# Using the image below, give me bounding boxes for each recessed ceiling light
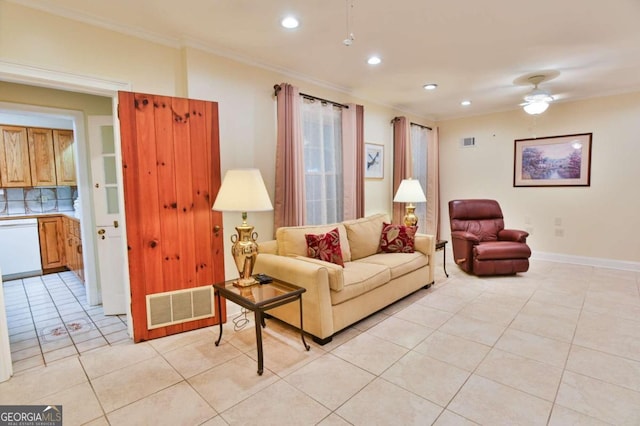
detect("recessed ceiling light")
[461,100,471,106]
[281,16,299,29]
[423,83,438,90]
[367,56,381,65]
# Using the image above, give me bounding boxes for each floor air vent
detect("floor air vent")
[146,286,214,329]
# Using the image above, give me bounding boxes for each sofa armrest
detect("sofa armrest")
[253,253,335,338]
[450,230,479,268]
[258,240,278,254]
[498,229,529,243]
[414,233,436,256]
[291,256,344,292]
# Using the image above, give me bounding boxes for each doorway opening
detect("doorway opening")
[0,65,132,378]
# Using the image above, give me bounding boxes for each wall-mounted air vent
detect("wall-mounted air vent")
[146,285,214,330]
[461,137,476,148]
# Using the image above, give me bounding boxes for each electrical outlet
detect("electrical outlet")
[555,228,564,237]
[554,217,562,226]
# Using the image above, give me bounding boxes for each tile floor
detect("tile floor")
[4,271,129,373]
[2,260,640,425]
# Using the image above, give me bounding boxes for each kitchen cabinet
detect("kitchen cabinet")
[0,125,76,187]
[0,125,31,187]
[38,216,66,272]
[27,128,57,186]
[53,130,77,186]
[63,216,84,282]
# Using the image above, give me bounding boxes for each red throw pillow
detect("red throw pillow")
[305,227,345,267]
[379,222,417,253]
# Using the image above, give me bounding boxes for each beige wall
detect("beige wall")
[439,92,640,264]
[0,2,432,278]
[3,2,635,269]
[182,47,432,277]
[0,1,183,96]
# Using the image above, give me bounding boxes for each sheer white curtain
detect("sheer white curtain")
[302,99,343,225]
[411,124,429,231]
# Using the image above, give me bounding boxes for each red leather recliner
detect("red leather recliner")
[449,199,531,276]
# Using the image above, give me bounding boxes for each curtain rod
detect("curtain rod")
[410,122,432,131]
[273,84,349,109]
[390,117,432,131]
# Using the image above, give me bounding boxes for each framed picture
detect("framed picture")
[365,143,384,179]
[514,133,592,187]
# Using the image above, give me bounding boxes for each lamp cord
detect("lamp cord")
[232,308,250,331]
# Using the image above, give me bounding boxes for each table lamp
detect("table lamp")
[393,178,426,227]
[212,169,273,286]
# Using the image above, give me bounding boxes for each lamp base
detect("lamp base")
[230,215,260,287]
[233,277,257,287]
[403,204,419,227]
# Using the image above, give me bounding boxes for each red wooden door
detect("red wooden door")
[118,91,225,342]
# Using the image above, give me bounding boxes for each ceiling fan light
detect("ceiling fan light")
[524,87,553,102]
[523,101,549,115]
[281,16,299,29]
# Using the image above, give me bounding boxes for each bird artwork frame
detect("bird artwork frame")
[365,143,384,179]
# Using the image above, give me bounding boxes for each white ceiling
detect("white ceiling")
[16,0,640,120]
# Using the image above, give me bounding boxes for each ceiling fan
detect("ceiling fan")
[521,75,554,115]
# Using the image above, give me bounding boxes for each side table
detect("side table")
[212,279,310,375]
[435,240,449,277]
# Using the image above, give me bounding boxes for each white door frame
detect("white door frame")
[0,60,133,378]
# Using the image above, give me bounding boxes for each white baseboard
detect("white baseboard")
[531,251,640,272]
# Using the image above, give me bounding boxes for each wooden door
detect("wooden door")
[118,91,225,342]
[53,129,77,185]
[27,128,57,186]
[38,216,65,271]
[0,126,31,187]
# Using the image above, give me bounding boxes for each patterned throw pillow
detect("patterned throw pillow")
[305,227,345,267]
[379,222,417,253]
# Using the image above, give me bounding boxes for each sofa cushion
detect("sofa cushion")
[343,213,389,260]
[379,222,417,253]
[357,252,428,280]
[330,262,390,305]
[276,223,351,262]
[305,227,344,267]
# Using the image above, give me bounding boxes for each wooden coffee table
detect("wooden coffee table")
[212,279,310,375]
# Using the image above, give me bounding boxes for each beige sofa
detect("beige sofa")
[254,213,436,344]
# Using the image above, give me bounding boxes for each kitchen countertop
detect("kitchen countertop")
[0,212,79,221]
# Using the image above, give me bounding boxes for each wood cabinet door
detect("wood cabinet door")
[119,91,225,342]
[38,216,65,270]
[27,128,57,186]
[53,129,77,186]
[0,125,31,187]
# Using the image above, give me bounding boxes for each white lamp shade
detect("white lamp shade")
[393,179,426,203]
[212,169,273,212]
[523,101,549,115]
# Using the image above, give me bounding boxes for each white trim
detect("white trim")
[531,251,640,272]
[0,60,129,96]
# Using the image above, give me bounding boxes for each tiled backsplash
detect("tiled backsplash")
[0,186,78,216]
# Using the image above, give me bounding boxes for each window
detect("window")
[301,99,343,225]
[410,124,429,231]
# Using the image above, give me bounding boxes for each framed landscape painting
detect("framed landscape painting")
[513,133,592,187]
[365,143,384,179]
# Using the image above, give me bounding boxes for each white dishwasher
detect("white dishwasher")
[0,218,42,280]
